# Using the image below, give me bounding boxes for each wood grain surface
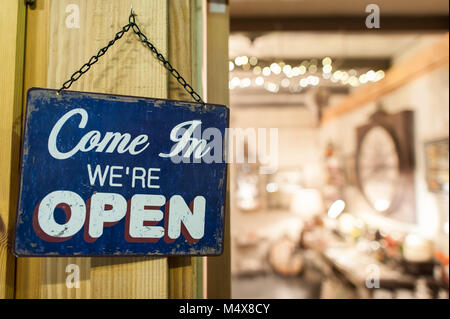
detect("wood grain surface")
[16,0,169,299]
[0,0,26,299]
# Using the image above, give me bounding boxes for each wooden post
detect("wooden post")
[167,0,203,299]
[15,0,169,299]
[0,0,26,299]
[204,0,231,299]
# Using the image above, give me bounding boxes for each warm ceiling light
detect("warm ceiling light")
[299,78,308,87]
[253,66,262,75]
[283,65,292,76]
[366,70,376,82]
[281,78,290,88]
[308,64,318,73]
[332,70,342,80]
[249,56,258,66]
[255,76,264,86]
[349,76,359,87]
[374,199,390,212]
[323,64,332,74]
[230,77,240,89]
[262,66,271,76]
[375,70,385,81]
[359,74,368,84]
[240,77,251,88]
[322,57,332,66]
[328,200,345,219]
[265,82,279,93]
[270,63,281,75]
[229,61,234,71]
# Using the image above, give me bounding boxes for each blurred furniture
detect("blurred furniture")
[268,236,303,276]
[232,210,303,276]
[321,245,416,298]
[302,226,446,298]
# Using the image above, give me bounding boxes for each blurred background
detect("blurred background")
[227,0,449,299]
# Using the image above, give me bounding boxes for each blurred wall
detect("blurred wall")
[320,55,449,252]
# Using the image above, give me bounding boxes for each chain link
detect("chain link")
[58,11,204,105]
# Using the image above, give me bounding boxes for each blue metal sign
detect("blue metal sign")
[14,88,228,256]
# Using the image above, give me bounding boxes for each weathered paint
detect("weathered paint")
[14,88,228,256]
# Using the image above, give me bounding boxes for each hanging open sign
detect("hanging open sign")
[14,88,228,256]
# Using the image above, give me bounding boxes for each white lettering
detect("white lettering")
[87,164,109,186]
[109,166,123,187]
[87,192,127,240]
[159,120,210,159]
[147,168,160,189]
[48,108,150,159]
[128,194,165,239]
[35,190,86,239]
[166,195,206,242]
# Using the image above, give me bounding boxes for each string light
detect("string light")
[282,65,292,76]
[229,56,386,92]
[240,77,251,88]
[229,76,240,90]
[229,61,235,72]
[323,64,332,74]
[234,56,249,66]
[253,66,262,75]
[323,72,332,80]
[270,63,282,75]
[366,70,376,81]
[322,57,332,66]
[255,76,264,86]
[299,78,308,88]
[359,74,368,84]
[281,78,290,88]
[308,64,318,73]
[265,82,279,93]
[348,76,359,87]
[249,56,258,66]
[375,70,385,81]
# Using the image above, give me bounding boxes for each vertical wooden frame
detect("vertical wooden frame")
[0,0,27,299]
[204,0,231,299]
[167,0,203,299]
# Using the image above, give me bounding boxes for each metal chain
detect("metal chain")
[58,11,205,105]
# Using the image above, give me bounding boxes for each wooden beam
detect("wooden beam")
[167,0,203,299]
[0,0,26,299]
[321,33,449,124]
[231,16,449,33]
[205,0,231,299]
[16,0,169,299]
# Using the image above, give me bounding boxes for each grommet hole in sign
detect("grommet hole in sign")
[14,7,228,257]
